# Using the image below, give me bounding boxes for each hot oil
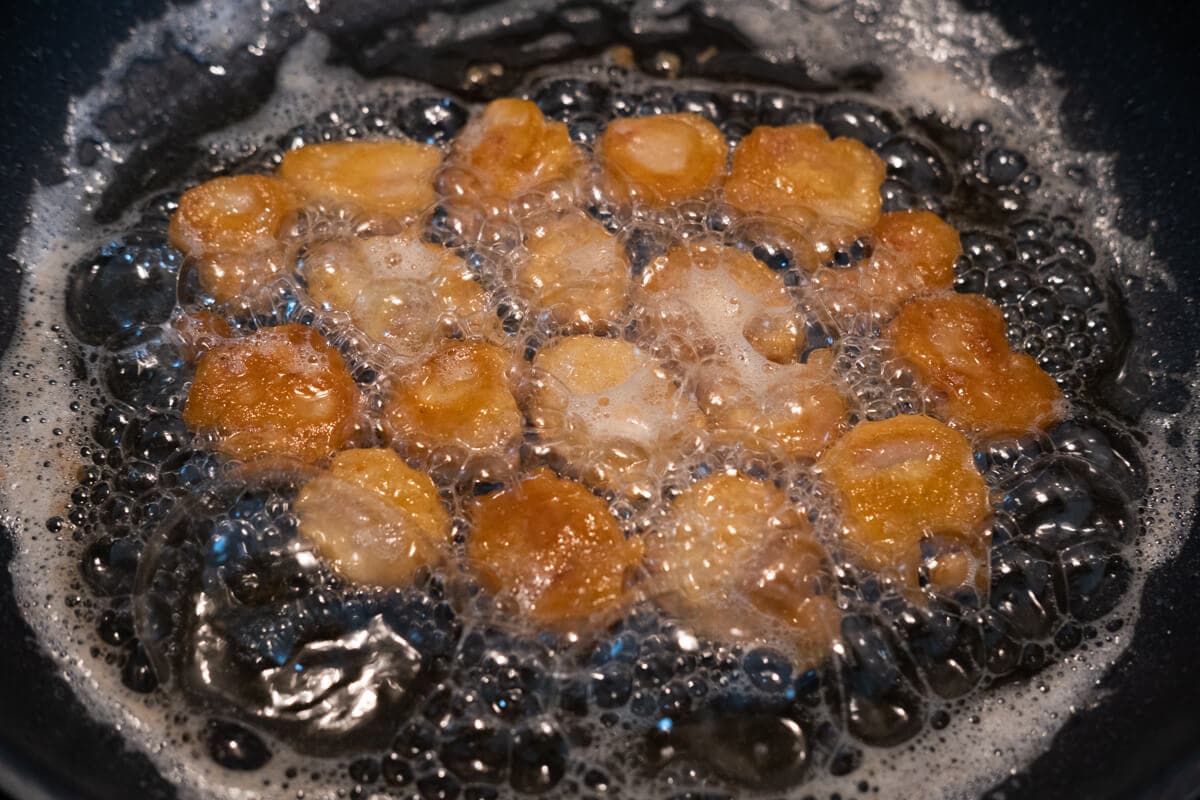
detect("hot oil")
[0,1,1197,799]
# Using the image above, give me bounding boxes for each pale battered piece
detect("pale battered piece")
[183,323,360,463]
[526,335,704,497]
[169,174,298,304]
[701,349,848,460]
[466,469,644,629]
[725,124,887,265]
[303,229,494,359]
[644,472,840,661]
[277,139,442,221]
[597,112,728,207]
[640,238,803,366]
[512,211,632,331]
[295,448,452,586]
[810,210,962,319]
[817,414,992,592]
[382,339,524,476]
[890,292,1066,435]
[439,98,585,223]
[641,239,845,458]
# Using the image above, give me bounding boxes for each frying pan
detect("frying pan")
[0,1,1197,798]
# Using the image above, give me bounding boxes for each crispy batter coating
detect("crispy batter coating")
[303,230,494,358]
[183,323,360,463]
[169,175,297,256]
[513,211,632,330]
[645,472,839,659]
[597,112,728,206]
[382,339,523,471]
[439,98,584,216]
[277,139,442,220]
[640,238,802,365]
[641,239,844,457]
[811,210,961,318]
[818,414,991,591]
[526,335,704,496]
[169,175,299,303]
[295,448,451,586]
[701,349,848,460]
[726,124,886,262]
[890,292,1066,435]
[466,468,643,628]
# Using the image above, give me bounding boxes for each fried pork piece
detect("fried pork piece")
[890,292,1066,435]
[640,238,802,365]
[725,124,886,264]
[597,112,728,206]
[810,210,962,319]
[817,414,991,591]
[439,98,585,220]
[701,349,848,460]
[277,139,442,220]
[512,211,632,331]
[466,468,643,628]
[295,448,451,586]
[382,339,523,474]
[526,335,704,497]
[303,230,493,359]
[641,239,845,458]
[645,472,840,660]
[169,175,299,303]
[183,323,360,463]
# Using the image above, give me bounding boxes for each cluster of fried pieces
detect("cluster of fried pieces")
[167,96,1065,664]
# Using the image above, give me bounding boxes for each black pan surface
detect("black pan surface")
[0,1,1197,798]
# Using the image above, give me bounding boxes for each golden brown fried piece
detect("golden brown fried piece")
[169,175,299,303]
[818,414,991,591]
[726,124,886,263]
[644,472,840,660]
[169,175,296,256]
[183,323,360,463]
[382,339,523,473]
[597,112,728,206]
[303,230,494,358]
[526,335,704,497]
[890,292,1066,435]
[278,139,442,220]
[512,211,632,331]
[466,468,643,629]
[811,210,961,319]
[295,448,451,587]
[439,98,584,219]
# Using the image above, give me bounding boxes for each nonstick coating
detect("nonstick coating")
[1,1,1197,798]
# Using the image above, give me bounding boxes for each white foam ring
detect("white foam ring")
[0,1,1196,799]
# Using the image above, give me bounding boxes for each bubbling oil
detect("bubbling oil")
[1,2,1197,800]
